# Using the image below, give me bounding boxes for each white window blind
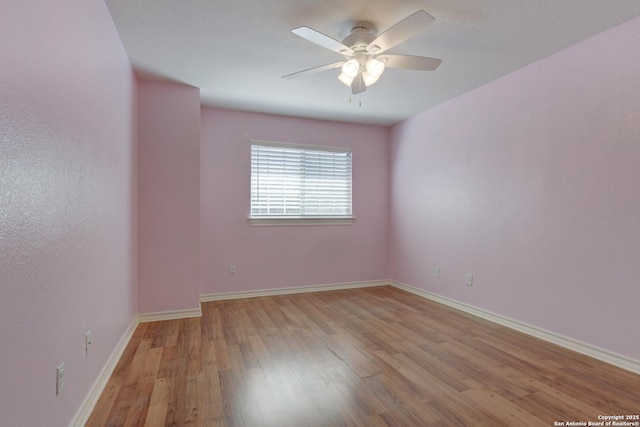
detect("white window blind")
[251,141,352,218]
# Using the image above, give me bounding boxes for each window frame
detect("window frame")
[249,140,354,227]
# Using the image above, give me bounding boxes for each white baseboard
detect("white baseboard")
[71,316,139,427]
[200,280,389,302]
[389,280,640,375]
[137,307,202,323]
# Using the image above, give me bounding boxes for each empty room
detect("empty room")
[1,1,639,426]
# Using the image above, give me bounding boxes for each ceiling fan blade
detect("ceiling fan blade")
[367,10,435,54]
[282,61,345,79]
[291,27,355,55]
[381,54,442,71]
[351,73,366,95]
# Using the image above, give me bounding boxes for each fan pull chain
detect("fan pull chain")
[347,95,363,107]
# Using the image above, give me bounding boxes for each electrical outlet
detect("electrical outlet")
[229,265,236,276]
[435,267,440,278]
[466,273,473,286]
[85,330,93,358]
[56,363,65,395]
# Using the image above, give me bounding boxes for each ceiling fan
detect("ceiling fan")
[283,10,442,95]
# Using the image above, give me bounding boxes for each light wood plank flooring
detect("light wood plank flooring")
[87,286,640,426]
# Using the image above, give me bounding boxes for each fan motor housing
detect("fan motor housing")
[342,26,376,52]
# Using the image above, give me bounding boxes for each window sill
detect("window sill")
[248,216,355,227]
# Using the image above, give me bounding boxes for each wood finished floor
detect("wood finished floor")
[87,286,640,426]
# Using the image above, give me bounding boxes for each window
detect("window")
[250,140,353,225]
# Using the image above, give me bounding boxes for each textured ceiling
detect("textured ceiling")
[106,0,640,126]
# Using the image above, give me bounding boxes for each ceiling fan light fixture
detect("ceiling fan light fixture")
[285,10,442,95]
[362,71,379,86]
[365,57,385,77]
[338,72,354,86]
[341,58,360,78]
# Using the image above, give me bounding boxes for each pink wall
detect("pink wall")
[390,17,640,360]
[137,80,201,313]
[200,109,390,294]
[0,0,137,425]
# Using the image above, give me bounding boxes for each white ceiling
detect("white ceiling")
[106,0,640,126]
